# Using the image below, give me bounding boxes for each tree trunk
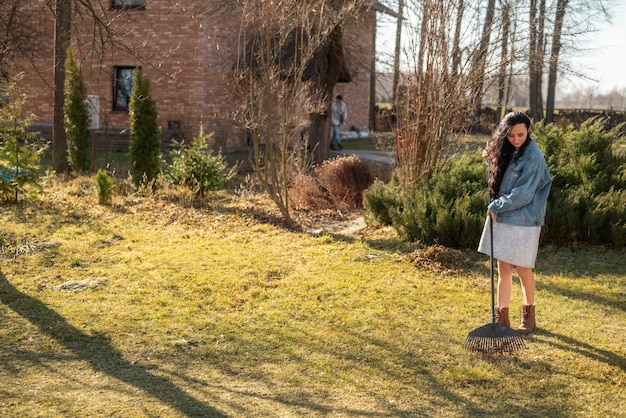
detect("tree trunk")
[309,26,345,165]
[546,0,568,123]
[392,0,403,104]
[52,0,71,174]
[452,0,464,77]
[495,1,511,125]
[369,7,378,130]
[470,0,496,132]
[528,0,546,122]
[416,0,430,80]
[308,104,331,164]
[536,0,546,118]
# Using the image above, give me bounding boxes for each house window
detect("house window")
[113,66,136,111]
[111,0,145,10]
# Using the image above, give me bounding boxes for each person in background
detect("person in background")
[477,111,552,335]
[330,95,347,151]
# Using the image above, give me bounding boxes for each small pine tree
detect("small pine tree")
[128,68,161,186]
[166,130,234,196]
[0,81,46,201]
[64,46,91,173]
[95,169,115,205]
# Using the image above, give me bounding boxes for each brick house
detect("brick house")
[11,1,384,149]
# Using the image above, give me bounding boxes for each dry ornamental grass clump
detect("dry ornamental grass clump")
[290,172,333,211]
[289,156,375,222]
[315,155,374,210]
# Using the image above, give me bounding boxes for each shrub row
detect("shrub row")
[537,120,625,247]
[364,119,626,248]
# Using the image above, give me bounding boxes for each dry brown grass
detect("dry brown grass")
[1,175,625,417]
[405,244,475,275]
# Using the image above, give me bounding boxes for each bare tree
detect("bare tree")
[392,0,404,104]
[229,0,365,223]
[394,0,476,189]
[545,0,568,123]
[495,0,511,124]
[470,0,496,132]
[528,0,546,122]
[212,0,371,223]
[52,0,72,174]
[451,0,464,77]
[219,0,366,165]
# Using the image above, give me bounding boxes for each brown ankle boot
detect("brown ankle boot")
[495,307,510,328]
[518,305,536,335]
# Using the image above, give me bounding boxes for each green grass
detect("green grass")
[340,132,490,159]
[341,133,396,152]
[342,136,383,151]
[1,178,624,416]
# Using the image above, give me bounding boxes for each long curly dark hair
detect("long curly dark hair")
[487,111,531,201]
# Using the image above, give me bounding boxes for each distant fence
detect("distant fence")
[31,122,180,152]
[373,106,626,133]
[551,108,626,128]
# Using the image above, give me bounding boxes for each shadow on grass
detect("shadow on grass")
[3,199,111,239]
[366,330,575,417]
[537,245,626,277]
[363,237,418,255]
[538,279,625,313]
[0,269,226,417]
[534,329,626,373]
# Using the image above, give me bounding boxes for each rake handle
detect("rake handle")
[490,214,496,325]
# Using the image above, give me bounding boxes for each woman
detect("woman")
[478,111,552,335]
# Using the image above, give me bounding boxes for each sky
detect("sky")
[376,0,626,94]
[563,0,626,93]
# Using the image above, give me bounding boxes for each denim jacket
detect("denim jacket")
[488,139,552,227]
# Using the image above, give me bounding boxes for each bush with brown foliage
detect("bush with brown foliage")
[290,156,375,212]
[315,156,374,210]
[290,172,333,210]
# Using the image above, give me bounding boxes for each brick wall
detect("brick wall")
[12,1,374,148]
[334,11,374,134]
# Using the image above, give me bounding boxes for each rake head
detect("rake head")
[464,323,525,354]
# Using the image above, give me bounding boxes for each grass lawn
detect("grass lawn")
[1,177,624,417]
[341,134,395,151]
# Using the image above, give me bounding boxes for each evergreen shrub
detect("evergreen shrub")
[393,154,486,248]
[95,170,114,205]
[362,173,402,226]
[364,120,625,248]
[64,47,91,173]
[166,131,234,195]
[537,120,625,247]
[0,83,46,201]
[129,69,161,186]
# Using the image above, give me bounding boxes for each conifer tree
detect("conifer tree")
[64,46,91,173]
[128,68,161,186]
[0,82,46,201]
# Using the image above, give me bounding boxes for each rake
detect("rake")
[465,216,525,354]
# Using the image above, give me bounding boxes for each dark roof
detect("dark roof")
[369,1,399,18]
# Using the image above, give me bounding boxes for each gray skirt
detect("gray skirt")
[477,217,542,268]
